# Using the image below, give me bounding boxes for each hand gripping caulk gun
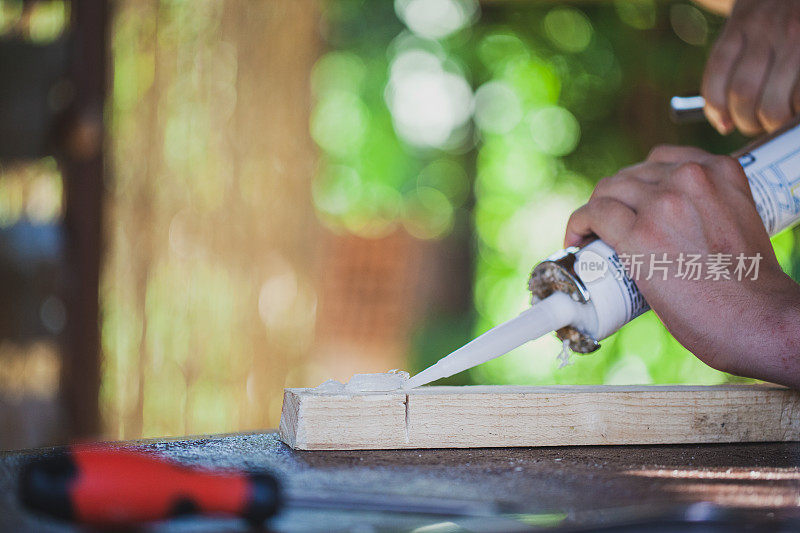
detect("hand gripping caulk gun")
[537,117,800,354]
[405,115,800,389]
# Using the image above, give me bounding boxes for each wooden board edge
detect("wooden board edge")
[278,389,302,449]
[284,384,793,395]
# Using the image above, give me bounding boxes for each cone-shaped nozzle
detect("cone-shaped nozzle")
[404,292,577,389]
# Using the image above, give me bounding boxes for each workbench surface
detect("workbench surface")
[2,432,800,531]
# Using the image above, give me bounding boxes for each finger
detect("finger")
[590,173,655,211]
[702,29,743,135]
[564,197,636,250]
[792,17,800,114]
[792,2,800,114]
[727,37,772,136]
[758,9,800,130]
[758,50,800,131]
[705,155,748,191]
[794,76,800,115]
[646,144,714,165]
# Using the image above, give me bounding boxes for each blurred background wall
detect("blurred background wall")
[1,0,799,448]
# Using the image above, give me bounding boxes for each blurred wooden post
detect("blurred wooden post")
[60,0,108,440]
[101,0,324,438]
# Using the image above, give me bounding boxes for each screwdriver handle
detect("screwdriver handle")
[19,445,281,526]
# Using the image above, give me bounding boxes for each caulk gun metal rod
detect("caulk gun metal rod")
[670,95,706,124]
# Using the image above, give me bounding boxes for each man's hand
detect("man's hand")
[564,146,800,387]
[702,0,800,135]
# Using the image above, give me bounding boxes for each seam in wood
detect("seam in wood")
[404,394,410,444]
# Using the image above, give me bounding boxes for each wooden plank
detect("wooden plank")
[279,385,800,450]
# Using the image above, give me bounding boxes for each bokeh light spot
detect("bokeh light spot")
[311,51,367,97]
[543,7,593,53]
[386,49,472,148]
[670,4,708,46]
[402,187,454,239]
[258,260,299,330]
[0,1,23,35]
[311,91,369,157]
[312,165,362,216]
[477,32,529,74]
[474,80,523,135]
[614,0,657,30]
[503,58,561,107]
[477,137,557,198]
[344,182,403,238]
[417,158,470,207]
[27,0,69,43]
[528,106,580,156]
[395,0,478,40]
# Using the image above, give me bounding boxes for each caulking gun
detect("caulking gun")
[406,102,800,389]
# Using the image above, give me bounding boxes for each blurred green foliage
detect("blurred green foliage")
[0,0,69,42]
[313,0,799,386]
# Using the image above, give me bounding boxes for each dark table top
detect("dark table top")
[2,432,800,532]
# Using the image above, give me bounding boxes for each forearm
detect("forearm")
[724,275,800,388]
[691,0,734,15]
[761,287,800,388]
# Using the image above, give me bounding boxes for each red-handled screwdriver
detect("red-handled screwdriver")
[20,445,505,527]
[19,445,280,527]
